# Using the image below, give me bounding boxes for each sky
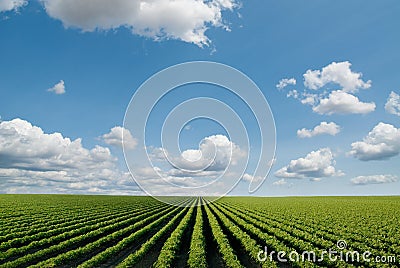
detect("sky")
[0,0,399,196]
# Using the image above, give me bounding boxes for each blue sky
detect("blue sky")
[0,0,399,196]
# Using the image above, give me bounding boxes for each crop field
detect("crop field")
[0,195,399,267]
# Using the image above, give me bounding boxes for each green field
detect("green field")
[0,195,399,267]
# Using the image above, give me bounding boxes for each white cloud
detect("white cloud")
[242,173,263,183]
[276,78,296,90]
[312,90,375,115]
[170,134,246,172]
[132,165,226,195]
[139,135,247,196]
[286,89,299,99]
[166,168,221,178]
[279,61,375,115]
[148,147,168,161]
[300,93,318,106]
[47,80,66,95]
[102,126,137,150]
[275,148,343,180]
[303,61,371,92]
[349,122,400,161]
[385,91,400,116]
[297,121,341,138]
[351,174,398,185]
[272,178,287,186]
[241,173,252,182]
[0,118,138,194]
[41,0,238,47]
[285,90,318,106]
[0,0,26,12]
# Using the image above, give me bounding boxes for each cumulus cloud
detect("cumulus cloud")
[275,148,343,180]
[241,173,263,183]
[0,0,26,12]
[276,78,296,90]
[280,61,376,115]
[132,165,226,195]
[47,80,66,95]
[102,126,137,150]
[148,147,168,161]
[385,91,400,116]
[351,174,398,185]
[303,61,371,92]
[297,121,341,138]
[0,118,138,194]
[238,159,274,189]
[138,134,247,195]
[286,89,299,99]
[169,134,246,172]
[166,168,221,178]
[349,122,400,161]
[241,173,252,182]
[272,178,287,186]
[300,93,318,106]
[40,0,238,47]
[285,90,318,106]
[312,90,375,115]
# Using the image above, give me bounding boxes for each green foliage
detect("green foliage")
[187,203,207,268]
[208,202,278,268]
[204,201,243,268]
[0,195,399,267]
[153,202,195,267]
[117,199,196,267]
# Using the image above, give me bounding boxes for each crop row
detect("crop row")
[2,196,398,268]
[0,202,164,251]
[0,196,160,234]
[119,201,196,267]
[229,201,400,254]
[187,200,207,268]
[1,204,177,267]
[0,199,160,237]
[77,203,186,268]
[223,202,399,263]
